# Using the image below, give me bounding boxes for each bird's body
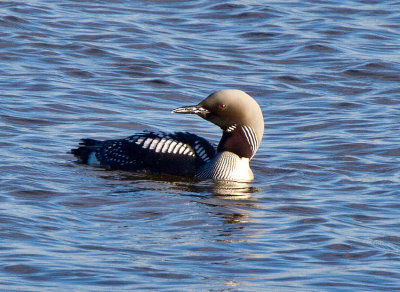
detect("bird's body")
[72,131,216,178]
[72,89,264,181]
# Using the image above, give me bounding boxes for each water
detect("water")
[1,0,400,290]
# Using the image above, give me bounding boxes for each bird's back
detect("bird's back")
[72,131,216,177]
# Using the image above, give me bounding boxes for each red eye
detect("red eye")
[219,104,226,109]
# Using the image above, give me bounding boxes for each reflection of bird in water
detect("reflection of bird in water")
[187,180,262,225]
[173,179,261,201]
[212,180,260,199]
[72,89,264,182]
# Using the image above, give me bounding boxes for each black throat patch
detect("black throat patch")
[217,125,258,158]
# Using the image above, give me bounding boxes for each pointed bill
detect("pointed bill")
[172,105,209,115]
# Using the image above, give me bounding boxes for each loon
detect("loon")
[72,89,264,181]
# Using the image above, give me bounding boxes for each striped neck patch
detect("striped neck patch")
[241,125,259,156]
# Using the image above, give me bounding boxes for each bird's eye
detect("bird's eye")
[219,104,226,109]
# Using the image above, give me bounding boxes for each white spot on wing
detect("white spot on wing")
[168,141,177,153]
[183,147,191,155]
[155,138,166,153]
[135,138,144,145]
[173,142,183,154]
[143,138,152,149]
[198,149,206,157]
[149,138,159,150]
[178,146,186,154]
[193,141,210,161]
[161,139,172,153]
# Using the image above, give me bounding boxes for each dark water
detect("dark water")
[1,0,400,290]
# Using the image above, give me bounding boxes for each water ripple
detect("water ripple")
[1,0,400,290]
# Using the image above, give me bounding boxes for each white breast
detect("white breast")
[196,151,253,181]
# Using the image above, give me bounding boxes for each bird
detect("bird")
[71,89,264,181]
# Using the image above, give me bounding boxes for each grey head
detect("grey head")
[172,89,264,159]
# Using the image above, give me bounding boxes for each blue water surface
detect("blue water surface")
[1,0,400,290]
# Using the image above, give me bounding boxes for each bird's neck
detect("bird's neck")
[217,125,259,159]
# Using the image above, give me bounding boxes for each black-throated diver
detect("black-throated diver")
[72,89,264,181]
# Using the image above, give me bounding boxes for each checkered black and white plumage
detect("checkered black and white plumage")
[72,131,216,177]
